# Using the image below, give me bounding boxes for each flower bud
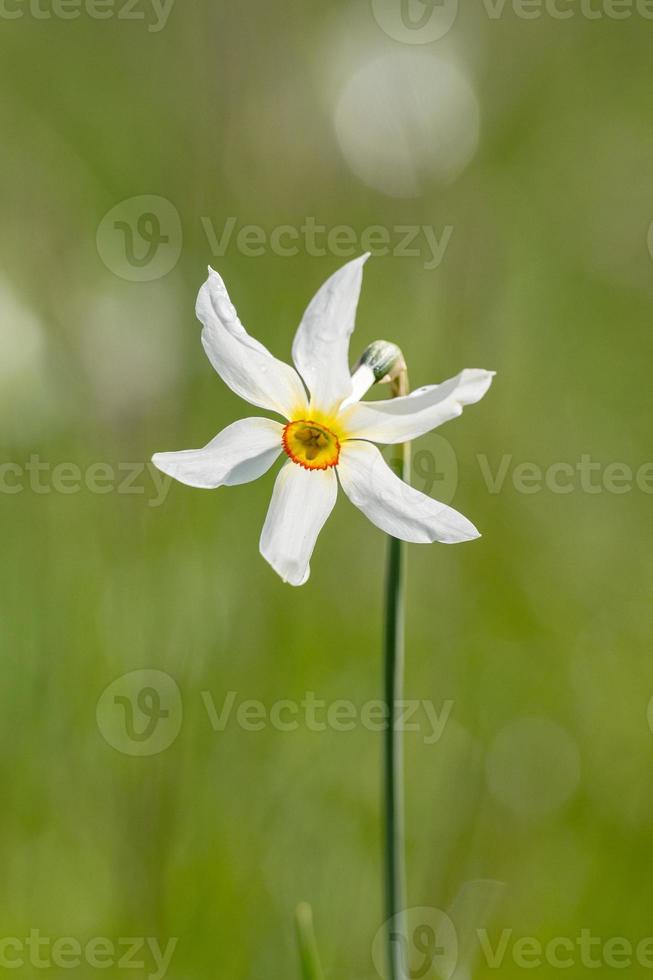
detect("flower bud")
[341,340,409,409]
[356,340,406,384]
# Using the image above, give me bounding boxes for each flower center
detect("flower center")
[282,420,340,470]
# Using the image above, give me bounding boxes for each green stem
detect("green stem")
[294,903,325,980]
[383,374,411,980]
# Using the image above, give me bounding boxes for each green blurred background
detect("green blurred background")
[2,1,653,977]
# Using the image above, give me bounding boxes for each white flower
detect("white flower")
[152,255,494,586]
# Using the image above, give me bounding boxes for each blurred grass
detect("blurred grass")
[1,2,653,979]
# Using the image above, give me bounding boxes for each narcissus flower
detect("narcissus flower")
[152,255,494,586]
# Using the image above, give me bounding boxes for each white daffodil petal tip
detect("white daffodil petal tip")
[338,441,481,545]
[292,252,371,414]
[259,463,338,586]
[196,268,309,420]
[151,417,284,490]
[342,368,496,445]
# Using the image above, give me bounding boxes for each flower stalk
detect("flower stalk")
[383,363,410,980]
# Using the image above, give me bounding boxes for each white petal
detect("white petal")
[260,462,338,586]
[197,268,308,419]
[339,363,377,410]
[338,441,479,543]
[341,369,495,444]
[292,254,369,414]
[152,417,283,489]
